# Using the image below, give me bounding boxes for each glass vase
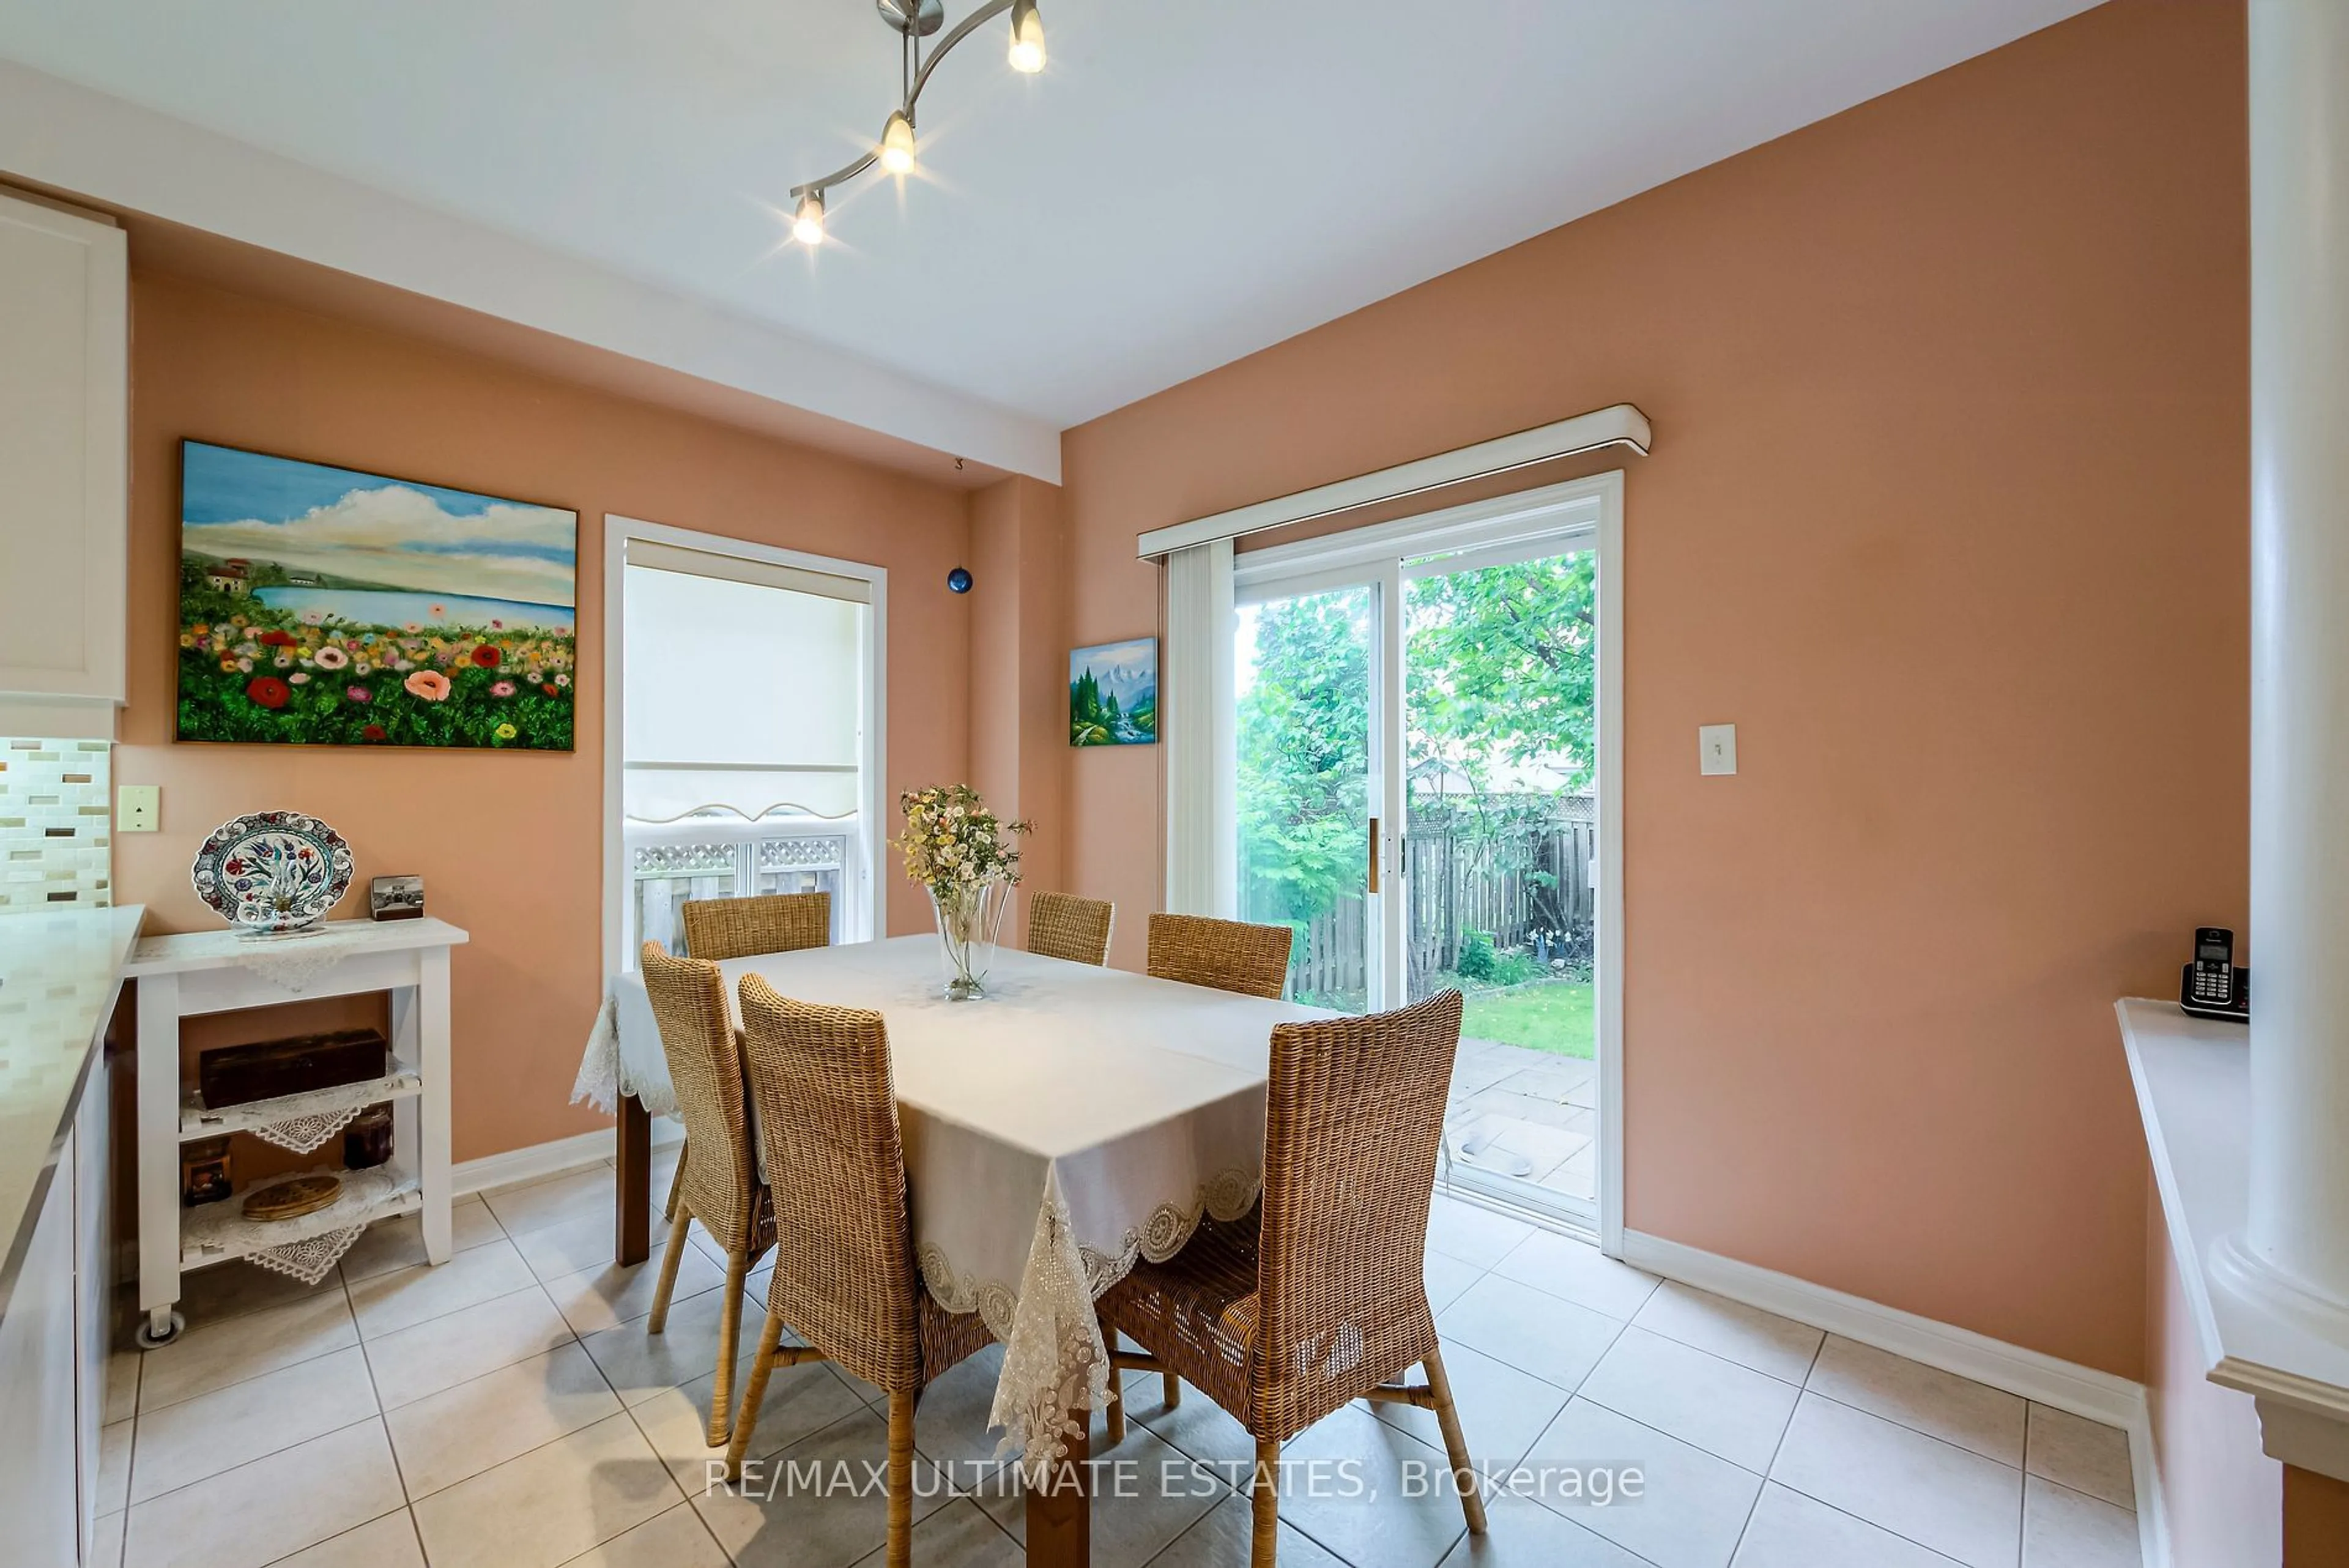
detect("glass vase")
[930,879,1010,1000]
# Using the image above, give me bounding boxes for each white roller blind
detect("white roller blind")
[622,559,864,822]
[1162,538,1236,915]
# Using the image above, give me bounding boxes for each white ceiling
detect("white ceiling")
[0,1,2099,429]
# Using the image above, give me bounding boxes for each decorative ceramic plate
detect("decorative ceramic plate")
[191,811,354,934]
[242,1173,343,1222]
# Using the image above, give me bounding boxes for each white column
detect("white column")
[2244,0,2349,1309]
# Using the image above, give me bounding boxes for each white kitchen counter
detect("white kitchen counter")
[0,905,142,1325]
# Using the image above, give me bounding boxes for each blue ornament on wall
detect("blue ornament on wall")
[947,567,973,594]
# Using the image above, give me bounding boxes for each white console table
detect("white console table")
[126,918,466,1346]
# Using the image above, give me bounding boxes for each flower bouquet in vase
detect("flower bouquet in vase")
[897,785,1031,1000]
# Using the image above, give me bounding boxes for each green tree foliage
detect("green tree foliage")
[1235,552,1594,929]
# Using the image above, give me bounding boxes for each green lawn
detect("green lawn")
[1458,979,1594,1060]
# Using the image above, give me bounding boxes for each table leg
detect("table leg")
[133,974,184,1346]
[1025,1427,1092,1568]
[615,1092,651,1266]
[415,950,453,1265]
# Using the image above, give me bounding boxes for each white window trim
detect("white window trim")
[1206,472,1627,1254]
[601,515,888,979]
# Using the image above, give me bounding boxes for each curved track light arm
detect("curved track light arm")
[790,0,1019,201]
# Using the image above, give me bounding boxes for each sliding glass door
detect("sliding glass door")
[1228,482,1613,1233]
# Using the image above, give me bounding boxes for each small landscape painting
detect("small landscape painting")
[1070,636,1157,747]
[176,441,579,750]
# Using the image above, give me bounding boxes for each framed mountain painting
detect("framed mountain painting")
[1069,636,1157,746]
[176,441,579,750]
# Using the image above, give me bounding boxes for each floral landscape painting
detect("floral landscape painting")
[1070,637,1157,746]
[176,442,579,750]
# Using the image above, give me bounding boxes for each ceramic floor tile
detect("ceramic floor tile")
[268,1510,426,1567]
[387,1340,624,1498]
[1806,1337,2026,1466]
[90,1508,125,1568]
[105,1345,141,1424]
[121,1418,405,1568]
[1148,1493,1351,1568]
[1578,1326,1799,1473]
[1631,1282,1822,1386]
[98,1418,132,1515]
[905,1345,1017,1473]
[2023,1406,2134,1512]
[1278,1405,1478,1568]
[364,1283,576,1410]
[481,1165,623,1238]
[540,1246,727,1337]
[1771,1393,2022,1568]
[693,1406,954,1568]
[629,1347,869,1491]
[410,1410,685,1568]
[515,1209,633,1285]
[131,1345,379,1504]
[1435,1492,1653,1567]
[1369,1340,1567,1471]
[579,1282,753,1407]
[346,1238,537,1340]
[1491,1233,1660,1321]
[981,1423,1224,1568]
[2021,1477,2139,1568]
[852,1499,1022,1568]
[552,1501,730,1567]
[338,1198,504,1282]
[1423,1250,1483,1314]
[138,1288,358,1413]
[1732,1482,1965,1567]
[1521,1397,1762,1568]
[1425,1192,1537,1270]
[1135,1370,1266,1477]
[1438,1273,1624,1392]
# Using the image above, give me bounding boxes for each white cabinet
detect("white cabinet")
[0,188,127,740]
[0,1126,87,1567]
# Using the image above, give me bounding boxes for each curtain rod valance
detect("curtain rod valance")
[1135,403,1650,560]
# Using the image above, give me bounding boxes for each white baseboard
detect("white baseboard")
[1618,1228,2168,1566]
[452,1115,683,1198]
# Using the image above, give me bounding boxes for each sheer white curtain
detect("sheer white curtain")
[1161,538,1236,916]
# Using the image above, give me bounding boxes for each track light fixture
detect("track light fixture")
[789,0,1046,245]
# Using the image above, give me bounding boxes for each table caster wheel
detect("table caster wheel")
[133,1309,185,1350]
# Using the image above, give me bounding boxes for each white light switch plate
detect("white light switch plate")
[1699,724,1737,776]
[117,784,158,832]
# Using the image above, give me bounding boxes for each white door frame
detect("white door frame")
[1229,473,1626,1252]
[599,514,889,982]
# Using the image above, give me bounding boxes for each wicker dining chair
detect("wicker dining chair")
[1098,989,1483,1568]
[724,974,995,1567]
[1028,891,1115,967]
[681,890,832,962]
[638,942,776,1446]
[1145,912,1293,999]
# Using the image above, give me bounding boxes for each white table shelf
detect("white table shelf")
[180,1063,423,1142]
[127,917,466,1345]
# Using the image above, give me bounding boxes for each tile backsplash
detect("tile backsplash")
[0,738,113,912]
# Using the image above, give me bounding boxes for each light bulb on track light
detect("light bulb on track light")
[792,190,826,245]
[879,111,916,174]
[1008,0,1045,73]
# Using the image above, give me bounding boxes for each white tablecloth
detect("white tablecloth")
[572,935,1327,1471]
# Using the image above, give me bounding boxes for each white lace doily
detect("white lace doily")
[243,1105,366,1155]
[223,925,380,994]
[242,1225,365,1287]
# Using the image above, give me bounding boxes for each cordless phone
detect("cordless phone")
[2180,927,2248,1021]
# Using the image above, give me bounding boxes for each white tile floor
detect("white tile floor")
[94,1159,2147,1568]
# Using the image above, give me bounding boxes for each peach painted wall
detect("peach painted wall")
[1056,0,2247,1375]
[969,475,1070,942]
[2148,1185,2280,1564]
[115,270,975,1162]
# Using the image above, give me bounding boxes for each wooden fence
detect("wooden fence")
[1285,796,1596,1001]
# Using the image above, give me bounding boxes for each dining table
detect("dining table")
[572,932,1328,1568]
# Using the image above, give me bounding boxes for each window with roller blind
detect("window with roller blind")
[617,535,878,960]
